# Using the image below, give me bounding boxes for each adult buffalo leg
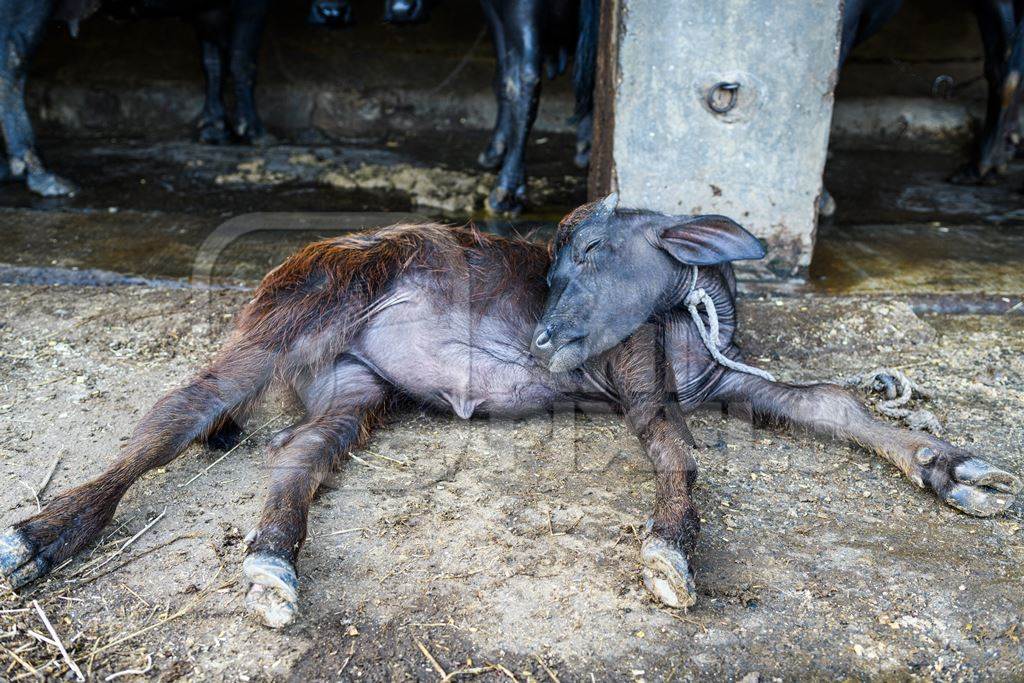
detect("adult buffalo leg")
[244,360,387,628]
[0,338,274,588]
[611,331,700,608]
[952,0,1021,183]
[573,110,592,168]
[713,372,1022,516]
[227,0,271,144]
[478,0,512,170]
[487,0,542,214]
[193,5,232,144]
[0,0,77,197]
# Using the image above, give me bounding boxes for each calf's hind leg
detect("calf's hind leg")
[243,360,386,628]
[713,372,1022,516]
[0,339,273,588]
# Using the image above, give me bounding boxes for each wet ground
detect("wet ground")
[0,137,1023,680]
[3,139,1024,298]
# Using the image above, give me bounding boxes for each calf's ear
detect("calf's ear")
[657,215,766,265]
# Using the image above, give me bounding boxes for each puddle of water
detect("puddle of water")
[3,142,1023,300]
[809,222,1024,295]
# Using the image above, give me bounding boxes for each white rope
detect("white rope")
[683,267,777,382]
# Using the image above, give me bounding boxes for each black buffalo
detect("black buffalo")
[0,0,282,197]
[843,0,1024,184]
[385,0,599,215]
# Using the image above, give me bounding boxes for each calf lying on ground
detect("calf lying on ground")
[1,195,1019,627]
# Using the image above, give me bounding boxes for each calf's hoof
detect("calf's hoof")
[924,449,1022,517]
[27,172,78,198]
[640,536,697,609]
[243,554,299,629]
[0,527,48,590]
[486,184,526,216]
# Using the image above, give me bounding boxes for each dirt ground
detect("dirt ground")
[1,283,1022,681]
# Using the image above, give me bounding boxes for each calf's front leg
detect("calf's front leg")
[713,372,1021,516]
[612,336,700,608]
[243,361,387,628]
[634,414,700,608]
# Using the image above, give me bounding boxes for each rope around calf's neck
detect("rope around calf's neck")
[682,266,777,383]
[679,269,942,433]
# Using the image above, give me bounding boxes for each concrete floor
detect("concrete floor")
[0,138,1023,680]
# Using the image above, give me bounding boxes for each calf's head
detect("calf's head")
[531,194,765,373]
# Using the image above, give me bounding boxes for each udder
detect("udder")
[353,292,564,419]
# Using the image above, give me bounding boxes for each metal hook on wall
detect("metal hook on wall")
[707,82,741,114]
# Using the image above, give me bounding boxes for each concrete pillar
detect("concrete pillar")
[589,1,843,278]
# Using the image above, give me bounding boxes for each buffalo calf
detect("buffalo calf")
[1,197,1018,626]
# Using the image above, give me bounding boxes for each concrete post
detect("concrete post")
[589,1,844,278]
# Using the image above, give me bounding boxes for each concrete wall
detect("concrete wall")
[25,0,986,149]
[833,0,986,151]
[29,0,576,141]
[590,0,842,277]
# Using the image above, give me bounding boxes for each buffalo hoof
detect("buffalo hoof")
[640,536,697,609]
[818,188,836,218]
[236,127,277,147]
[573,144,591,169]
[486,184,526,216]
[922,449,1021,517]
[27,172,78,198]
[478,146,505,171]
[948,163,1001,186]
[198,121,232,146]
[0,527,48,590]
[243,553,299,629]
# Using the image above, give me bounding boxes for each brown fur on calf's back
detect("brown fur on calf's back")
[237,222,548,369]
